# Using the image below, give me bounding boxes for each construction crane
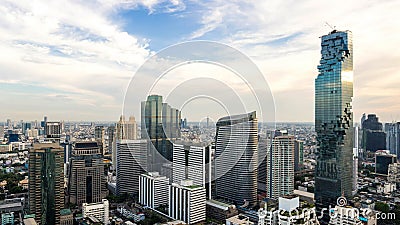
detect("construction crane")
[325,22,336,31]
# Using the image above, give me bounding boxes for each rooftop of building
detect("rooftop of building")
[217,111,256,126]
[173,140,211,147]
[60,208,72,216]
[226,214,253,224]
[293,190,315,200]
[23,218,38,225]
[206,199,235,210]
[73,141,98,149]
[172,180,203,190]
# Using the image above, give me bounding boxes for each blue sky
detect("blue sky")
[0,0,399,122]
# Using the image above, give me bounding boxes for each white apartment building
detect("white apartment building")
[139,172,169,209]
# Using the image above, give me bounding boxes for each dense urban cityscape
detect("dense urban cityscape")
[1,0,400,224]
[0,30,399,225]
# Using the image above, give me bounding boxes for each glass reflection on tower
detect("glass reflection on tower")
[314,30,354,217]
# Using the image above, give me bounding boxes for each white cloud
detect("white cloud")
[0,0,158,121]
[1,0,399,122]
[186,0,400,122]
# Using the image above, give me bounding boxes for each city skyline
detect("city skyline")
[0,1,399,122]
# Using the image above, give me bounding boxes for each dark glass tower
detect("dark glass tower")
[315,30,354,216]
[141,95,181,172]
[29,143,64,225]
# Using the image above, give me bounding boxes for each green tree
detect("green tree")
[375,202,389,213]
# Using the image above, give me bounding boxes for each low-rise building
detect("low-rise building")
[206,199,238,223]
[1,212,14,225]
[258,196,318,225]
[60,208,73,225]
[82,199,110,224]
[328,206,362,225]
[226,214,254,225]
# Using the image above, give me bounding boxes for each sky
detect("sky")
[0,0,399,123]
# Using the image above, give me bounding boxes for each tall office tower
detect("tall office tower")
[125,116,138,140]
[266,132,295,200]
[375,150,397,175]
[353,127,359,194]
[315,30,354,216]
[60,141,72,178]
[257,131,274,192]
[41,116,48,128]
[45,121,62,142]
[6,119,12,129]
[172,142,212,199]
[141,95,181,171]
[68,142,107,205]
[113,115,138,165]
[169,180,206,224]
[0,125,4,140]
[95,126,106,154]
[82,199,110,224]
[115,115,137,140]
[294,140,304,172]
[215,111,258,206]
[385,122,400,159]
[116,115,125,140]
[107,126,115,155]
[22,122,31,132]
[139,172,169,209]
[29,143,64,225]
[116,140,148,195]
[361,114,386,152]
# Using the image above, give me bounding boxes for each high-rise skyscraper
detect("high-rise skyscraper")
[107,126,115,155]
[116,140,148,195]
[294,140,304,172]
[361,114,386,152]
[266,132,295,200]
[257,131,274,192]
[29,143,64,225]
[385,122,400,159]
[125,116,138,140]
[113,116,138,166]
[0,125,4,140]
[95,126,106,155]
[139,172,169,209]
[375,150,397,175]
[169,180,206,224]
[315,30,354,216]
[141,95,181,172]
[68,141,107,206]
[45,121,62,142]
[172,142,212,199]
[115,115,138,140]
[214,111,258,206]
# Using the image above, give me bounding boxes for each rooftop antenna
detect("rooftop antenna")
[325,22,336,30]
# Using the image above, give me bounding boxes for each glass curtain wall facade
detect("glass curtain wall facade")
[314,30,354,215]
[141,95,181,172]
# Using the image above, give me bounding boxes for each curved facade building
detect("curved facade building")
[214,111,258,206]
